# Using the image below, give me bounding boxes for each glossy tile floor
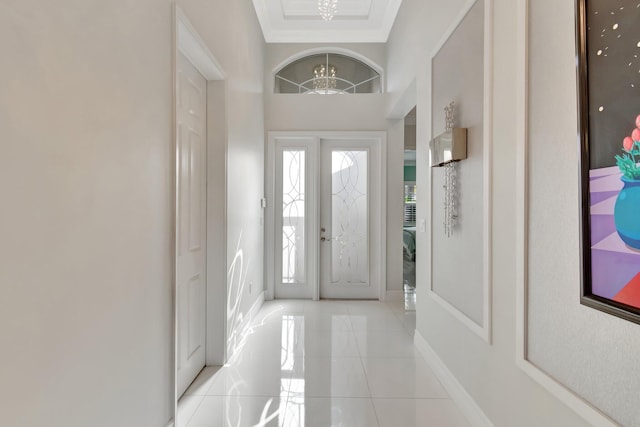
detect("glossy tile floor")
[177,298,469,427]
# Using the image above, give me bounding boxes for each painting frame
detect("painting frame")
[576,0,640,324]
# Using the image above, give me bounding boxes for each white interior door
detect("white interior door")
[176,52,207,397]
[319,139,381,299]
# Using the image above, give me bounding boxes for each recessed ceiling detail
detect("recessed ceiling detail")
[281,0,372,18]
[253,0,403,43]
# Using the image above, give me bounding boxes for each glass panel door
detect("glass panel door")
[270,134,382,300]
[274,139,318,299]
[282,150,306,284]
[330,150,369,284]
[320,139,380,299]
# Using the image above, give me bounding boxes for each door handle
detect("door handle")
[321,237,327,242]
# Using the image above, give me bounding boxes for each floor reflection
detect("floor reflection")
[178,299,469,427]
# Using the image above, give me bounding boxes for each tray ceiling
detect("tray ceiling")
[252,0,403,43]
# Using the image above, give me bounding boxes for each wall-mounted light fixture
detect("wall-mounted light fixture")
[430,102,467,167]
[430,102,467,237]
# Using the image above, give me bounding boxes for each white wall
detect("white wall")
[431,0,485,325]
[0,0,265,425]
[178,0,266,360]
[205,81,227,365]
[264,43,405,294]
[0,1,173,426]
[527,0,640,425]
[387,0,596,425]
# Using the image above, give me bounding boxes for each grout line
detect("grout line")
[354,315,381,427]
[371,396,453,400]
[178,394,206,427]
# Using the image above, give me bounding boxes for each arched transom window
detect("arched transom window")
[275,53,382,94]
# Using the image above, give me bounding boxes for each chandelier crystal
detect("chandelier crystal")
[312,64,337,91]
[318,0,338,21]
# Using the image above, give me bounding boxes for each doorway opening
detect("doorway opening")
[402,107,417,311]
[266,132,387,302]
[173,5,227,427]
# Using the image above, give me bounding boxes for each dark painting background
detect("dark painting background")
[587,0,640,169]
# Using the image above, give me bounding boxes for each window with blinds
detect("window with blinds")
[404,183,416,225]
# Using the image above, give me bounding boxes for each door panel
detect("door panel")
[270,135,382,300]
[177,52,207,397]
[320,140,380,299]
[329,150,369,284]
[274,139,318,299]
[282,150,306,284]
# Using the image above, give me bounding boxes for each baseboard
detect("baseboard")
[414,331,494,427]
[385,290,404,302]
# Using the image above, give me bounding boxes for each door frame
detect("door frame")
[266,131,387,301]
[172,3,226,423]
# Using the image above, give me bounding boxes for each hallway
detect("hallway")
[177,300,469,427]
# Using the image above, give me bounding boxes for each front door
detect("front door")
[271,134,383,300]
[176,52,207,397]
[319,139,381,299]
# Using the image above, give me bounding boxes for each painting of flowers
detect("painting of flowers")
[577,0,640,322]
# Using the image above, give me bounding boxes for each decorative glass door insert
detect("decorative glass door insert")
[282,150,306,284]
[330,150,369,284]
[320,139,380,300]
[270,134,382,300]
[273,139,317,300]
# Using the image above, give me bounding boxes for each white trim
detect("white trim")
[170,7,178,424]
[258,29,396,44]
[387,79,417,119]
[414,331,494,427]
[379,0,405,43]
[426,0,493,344]
[252,0,402,44]
[175,5,225,80]
[428,291,489,339]
[268,136,319,300]
[266,131,387,301]
[271,47,385,93]
[514,1,619,425]
[514,0,529,368]
[265,135,276,301]
[482,0,494,344]
[172,4,228,422]
[379,133,388,302]
[430,0,479,59]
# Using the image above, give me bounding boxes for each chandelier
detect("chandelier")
[318,0,338,21]
[313,64,337,90]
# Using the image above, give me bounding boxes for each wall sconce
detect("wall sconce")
[430,102,467,237]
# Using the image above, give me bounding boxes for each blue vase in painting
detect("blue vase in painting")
[614,176,640,250]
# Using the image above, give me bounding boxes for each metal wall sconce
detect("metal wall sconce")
[429,127,468,167]
[430,102,467,237]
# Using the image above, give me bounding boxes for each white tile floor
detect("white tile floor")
[177,299,470,427]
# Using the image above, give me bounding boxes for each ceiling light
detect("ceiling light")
[313,64,337,91]
[318,0,338,21]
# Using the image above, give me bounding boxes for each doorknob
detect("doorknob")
[321,237,327,242]
[321,227,326,232]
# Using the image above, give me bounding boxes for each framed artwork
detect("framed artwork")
[577,0,640,324]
